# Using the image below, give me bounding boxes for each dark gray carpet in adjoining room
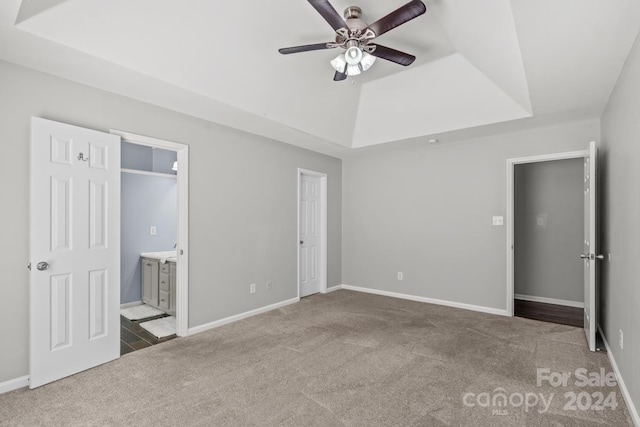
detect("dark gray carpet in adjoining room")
[0,290,633,426]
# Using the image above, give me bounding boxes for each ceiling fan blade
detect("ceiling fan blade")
[333,70,347,81]
[278,43,334,55]
[370,44,416,66]
[308,0,347,31]
[366,0,427,38]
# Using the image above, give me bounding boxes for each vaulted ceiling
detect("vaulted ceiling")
[1,0,639,157]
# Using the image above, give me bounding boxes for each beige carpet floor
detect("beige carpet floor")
[0,290,633,426]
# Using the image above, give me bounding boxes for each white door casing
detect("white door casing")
[30,117,121,388]
[582,140,599,352]
[506,149,589,317]
[298,169,327,298]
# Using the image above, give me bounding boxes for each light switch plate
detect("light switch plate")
[150,226,157,235]
[536,214,548,228]
[492,216,504,226]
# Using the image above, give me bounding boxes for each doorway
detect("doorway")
[119,141,178,353]
[297,168,327,298]
[506,150,589,326]
[111,130,189,338]
[512,157,585,327]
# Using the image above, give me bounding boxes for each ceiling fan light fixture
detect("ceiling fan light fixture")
[331,49,375,76]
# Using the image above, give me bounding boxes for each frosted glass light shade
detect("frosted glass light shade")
[345,46,363,65]
[330,54,347,73]
[360,52,376,71]
[346,64,361,76]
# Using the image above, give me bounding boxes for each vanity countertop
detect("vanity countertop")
[140,251,177,263]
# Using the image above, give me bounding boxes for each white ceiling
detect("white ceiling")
[1,0,639,157]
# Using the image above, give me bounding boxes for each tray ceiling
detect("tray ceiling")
[2,0,639,155]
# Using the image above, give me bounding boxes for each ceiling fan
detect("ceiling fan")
[279,0,427,81]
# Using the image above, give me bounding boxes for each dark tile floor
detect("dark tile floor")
[120,314,177,356]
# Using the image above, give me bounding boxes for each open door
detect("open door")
[30,118,121,388]
[582,140,601,352]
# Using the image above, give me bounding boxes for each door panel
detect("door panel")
[50,273,72,350]
[50,176,72,251]
[88,269,107,339]
[30,117,120,388]
[89,180,108,249]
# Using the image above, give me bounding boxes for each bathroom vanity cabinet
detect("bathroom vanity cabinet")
[141,257,176,315]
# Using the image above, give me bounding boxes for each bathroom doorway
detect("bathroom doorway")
[112,130,189,353]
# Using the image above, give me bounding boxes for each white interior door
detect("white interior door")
[299,174,321,297]
[582,141,599,352]
[30,117,121,388]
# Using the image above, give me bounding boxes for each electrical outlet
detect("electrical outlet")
[150,226,157,235]
[250,283,256,294]
[492,216,504,226]
[397,272,403,280]
[266,280,272,290]
[619,330,624,349]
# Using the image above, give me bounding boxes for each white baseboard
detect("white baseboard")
[341,285,509,317]
[0,375,29,395]
[598,325,639,427]
[188,297,300,336]
[120,301,143,309]
[515,294,584,308]
[322,285,343,294]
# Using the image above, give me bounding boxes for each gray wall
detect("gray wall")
[514,159,584,303]
[342,119,599,311]
[121,172,177,304]
[122,142,153,171]
[600,31,640,418]
[0,60,342,383]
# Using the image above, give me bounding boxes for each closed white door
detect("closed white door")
[299,174,321,297]
[582,141,600,352]
[30,117,121,388]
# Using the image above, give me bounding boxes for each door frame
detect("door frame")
[297,168,328,298]
[111,130,189,337]
[505,149,588,316]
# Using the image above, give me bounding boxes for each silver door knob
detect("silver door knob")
[300,240,304,245]
[36,262,49,271]
[581,253,605,260]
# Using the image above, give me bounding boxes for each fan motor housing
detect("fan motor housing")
[344,6,362,19]
[344,6,368,32]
